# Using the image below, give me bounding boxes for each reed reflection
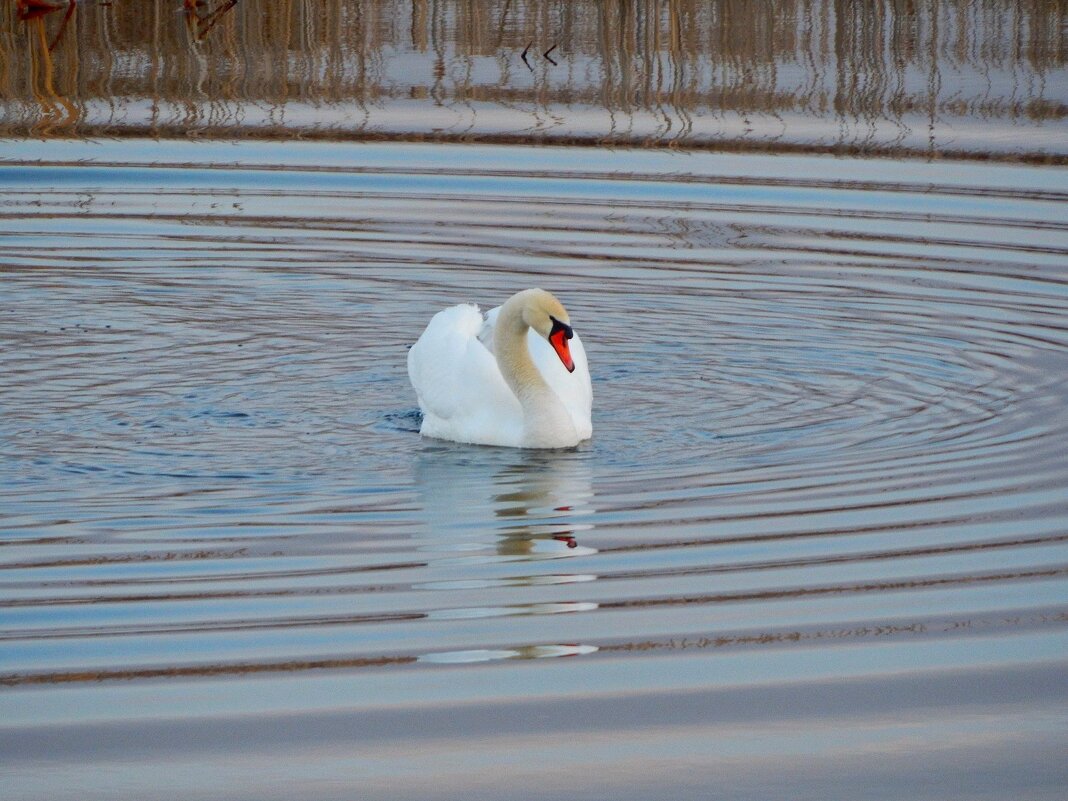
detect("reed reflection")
[182,0,240,42]
[1,0,1063,158]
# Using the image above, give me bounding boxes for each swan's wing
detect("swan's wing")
[407,304,524,445]
[478,305,500,353]
[527,327,593,440]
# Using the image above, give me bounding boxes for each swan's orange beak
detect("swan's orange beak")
[549,318,575,373]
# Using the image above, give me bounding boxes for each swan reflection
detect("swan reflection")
[412,444,597,563]
[420,643,598,665]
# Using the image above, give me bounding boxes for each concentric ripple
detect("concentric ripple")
[1,140,1067,798]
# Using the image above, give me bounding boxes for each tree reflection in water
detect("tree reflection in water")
[1,0,1064,159]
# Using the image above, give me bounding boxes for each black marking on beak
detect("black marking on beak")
[549,316,574,340]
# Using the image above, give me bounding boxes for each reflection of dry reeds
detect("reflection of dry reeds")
[7,1,80,135]
[184,0,241,42]
[0,0,1064,154]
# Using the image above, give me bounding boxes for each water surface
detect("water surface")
[1,139,1067,799]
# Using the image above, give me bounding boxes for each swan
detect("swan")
[408,289,592,448]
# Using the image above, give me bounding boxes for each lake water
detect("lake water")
[2,138,1067,800]
[2,1,1068,799]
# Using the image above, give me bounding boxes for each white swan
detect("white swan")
[408,289,592,448]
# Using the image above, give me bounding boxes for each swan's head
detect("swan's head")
[520,289,576,373]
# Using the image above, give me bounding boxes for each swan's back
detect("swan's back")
[407,304,524,446]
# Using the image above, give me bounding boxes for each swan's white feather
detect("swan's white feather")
[408,300,592,448]
[407,304,523,446]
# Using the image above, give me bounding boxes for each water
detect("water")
[2,1,1068,796]
[1,138,1067,799]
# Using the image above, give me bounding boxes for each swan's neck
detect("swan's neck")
[495,298,576,446]
[495,298,552,404]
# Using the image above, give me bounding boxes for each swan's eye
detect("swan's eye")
[549,316,574,340]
